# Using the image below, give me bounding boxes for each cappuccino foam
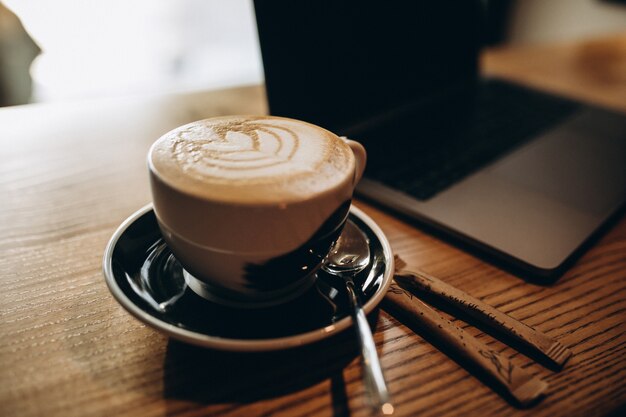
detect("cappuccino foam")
[149,116,355,204]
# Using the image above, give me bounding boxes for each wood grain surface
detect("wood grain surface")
[2,34,626,417]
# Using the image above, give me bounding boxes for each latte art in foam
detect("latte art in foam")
[172,119,302,180]
[150,116,355,203]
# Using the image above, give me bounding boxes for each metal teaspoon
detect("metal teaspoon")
[322,220,394,415]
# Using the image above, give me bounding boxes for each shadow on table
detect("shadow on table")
[162,312,382,415]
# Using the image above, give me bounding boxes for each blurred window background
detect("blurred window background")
[0,0,624,107]
[1,0,263,104]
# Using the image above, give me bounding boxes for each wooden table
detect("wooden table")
[2,34,625,417]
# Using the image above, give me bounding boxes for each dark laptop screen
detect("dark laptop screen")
[254,0,482,134]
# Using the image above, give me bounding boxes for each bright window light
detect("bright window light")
[4,0,264,102]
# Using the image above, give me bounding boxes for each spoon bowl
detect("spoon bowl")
[323,220,371,275]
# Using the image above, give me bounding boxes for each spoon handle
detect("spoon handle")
[346,280,394,416]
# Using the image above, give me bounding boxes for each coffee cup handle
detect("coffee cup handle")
[340,137,367,185]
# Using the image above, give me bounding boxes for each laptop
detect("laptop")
[253,0,626,279]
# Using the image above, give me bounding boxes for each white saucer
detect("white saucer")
[103,204,393,351]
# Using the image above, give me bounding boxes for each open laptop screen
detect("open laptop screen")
[254,0,482,133]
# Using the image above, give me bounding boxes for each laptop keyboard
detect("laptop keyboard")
[361,79,581,200]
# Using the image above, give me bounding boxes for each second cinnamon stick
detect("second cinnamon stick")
[384,282,549,406]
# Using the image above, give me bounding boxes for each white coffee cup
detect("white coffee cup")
[148,115,366,307]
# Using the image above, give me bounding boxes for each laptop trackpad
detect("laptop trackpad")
[488,108,626,217]
[423,108,626,271]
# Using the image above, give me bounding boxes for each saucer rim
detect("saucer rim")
[103,203,394,351]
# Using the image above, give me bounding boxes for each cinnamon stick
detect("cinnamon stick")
[394,268,572,368]
[384,282,548,406]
